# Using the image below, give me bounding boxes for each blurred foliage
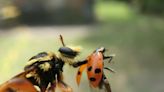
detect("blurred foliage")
[95,1,136,21]
[117,0,164,15]
[0,0,164,26]
[0,0,95,25]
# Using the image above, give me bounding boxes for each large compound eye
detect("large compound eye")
[58,47,78,57]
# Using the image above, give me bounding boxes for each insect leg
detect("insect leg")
[40,86,47,92]
[72,59,88,68]
[57,72,72,92]
[104,67,115,73]
[47,81,56,92]
[103,55,114,63]
[102,74,112,92]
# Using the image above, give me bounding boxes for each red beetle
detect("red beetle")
[76,47,115,92]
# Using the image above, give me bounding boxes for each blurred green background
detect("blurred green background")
[0,0,164,92]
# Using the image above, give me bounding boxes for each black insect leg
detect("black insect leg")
[103,55,114,63]
[102,74,112,92]
[104,67,115,73]
[72,59,88,68]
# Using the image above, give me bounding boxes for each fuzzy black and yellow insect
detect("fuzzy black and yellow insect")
[24,35,82,92]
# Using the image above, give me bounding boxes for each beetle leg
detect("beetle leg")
[103,55,115,63]
[102,74,112,92]
[104,67,115,73]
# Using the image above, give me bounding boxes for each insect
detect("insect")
[0,35,82,92]
[23,35,82,92]
[76,47,115,92]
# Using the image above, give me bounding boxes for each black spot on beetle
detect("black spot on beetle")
[89,77,96,81]
[95,68,101,74]
[78,71,81,75]
[88,66,92,71]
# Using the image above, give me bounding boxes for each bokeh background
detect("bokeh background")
[0,0,164,92]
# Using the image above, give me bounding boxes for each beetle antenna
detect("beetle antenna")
[60,35,66,47]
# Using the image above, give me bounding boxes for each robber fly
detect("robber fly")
[0,35,83,92]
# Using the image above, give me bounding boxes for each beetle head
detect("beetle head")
[96,47,106,53]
